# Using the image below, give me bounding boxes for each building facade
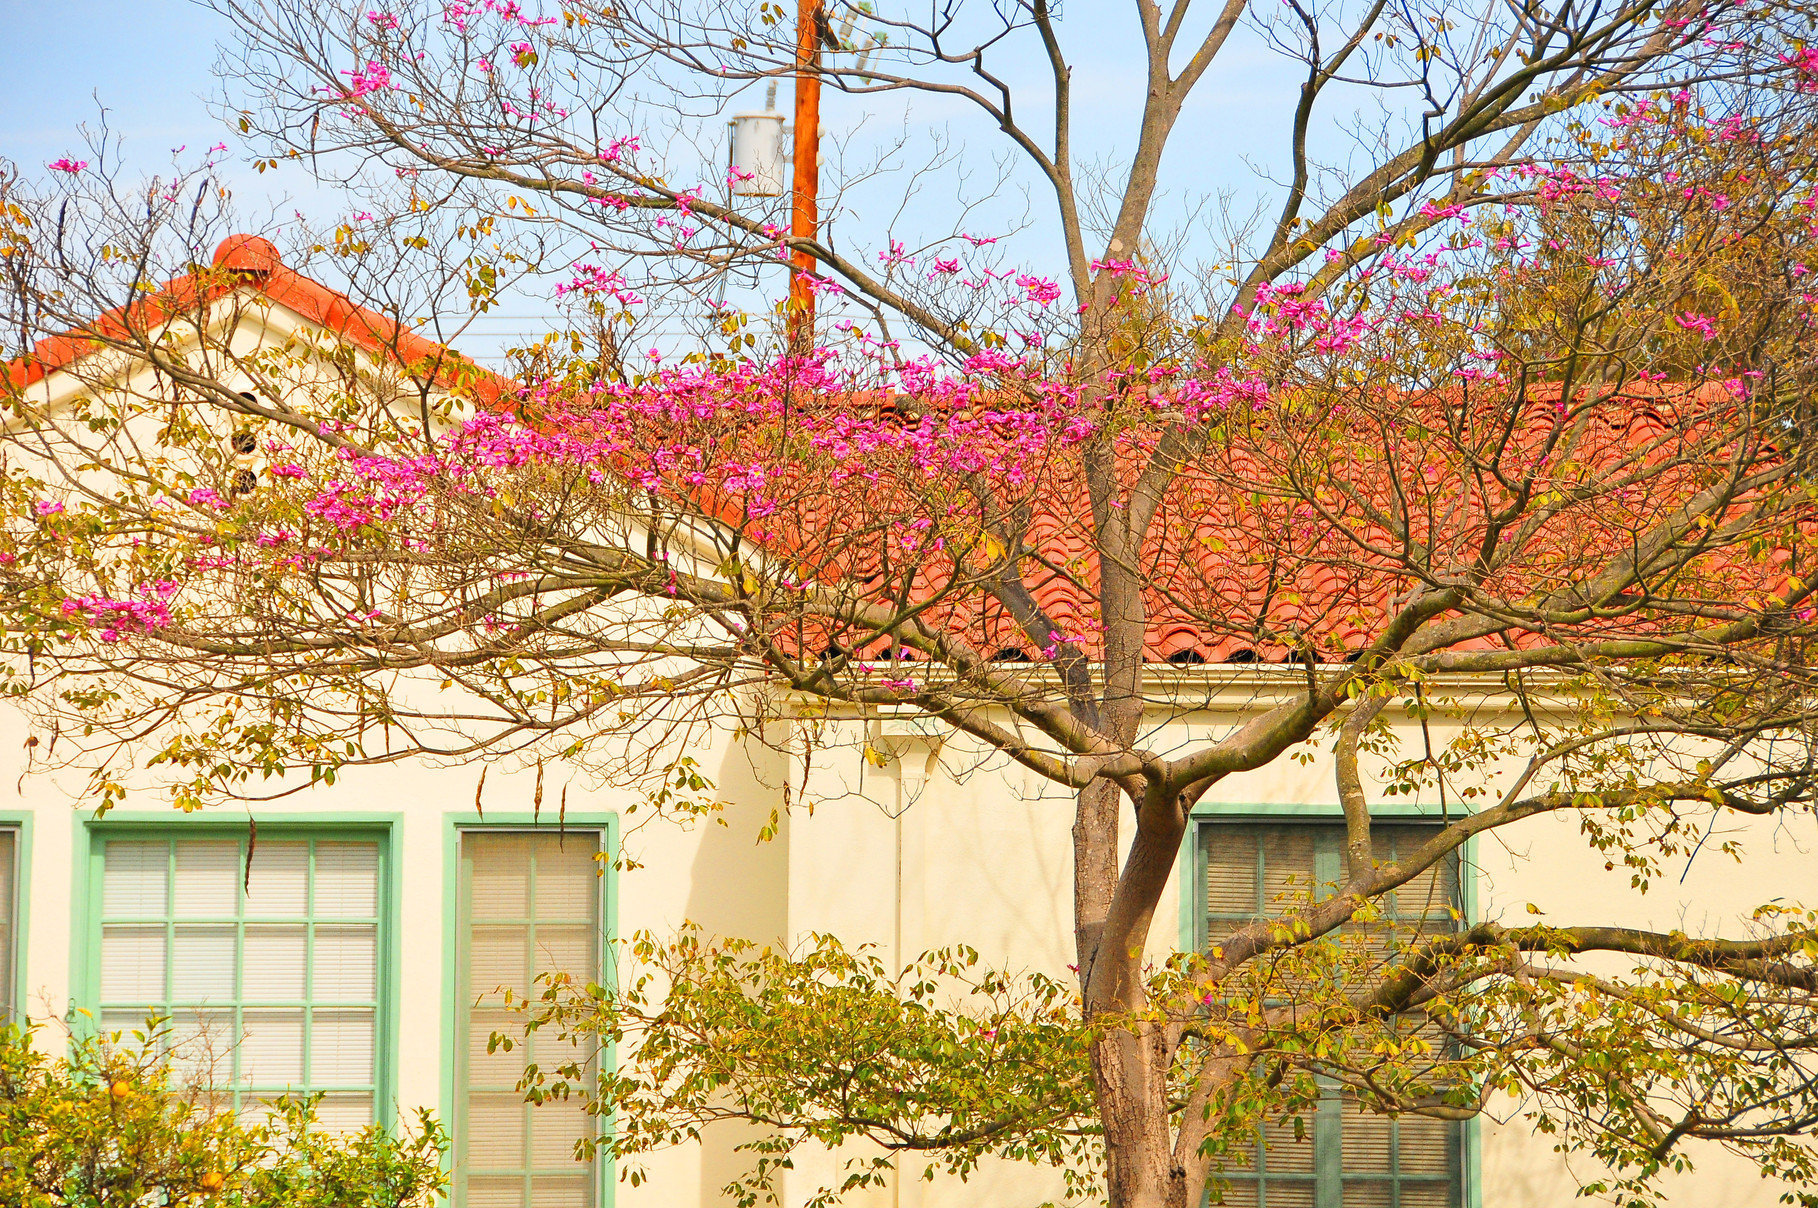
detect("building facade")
[1,240,1809,1208]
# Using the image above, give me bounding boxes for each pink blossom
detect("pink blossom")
[600,135,640,162]
[60,580,179,641]
[1785,47,1818,91]
[34,500,65,517]
[1015,273,1062,306]
[1417,200,1466,221]
[555,264,645,306]
[1675,311,1719,341]
[340,61,393,99]
[47,158,87,174]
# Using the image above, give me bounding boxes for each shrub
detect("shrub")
[0,1021,446,1208]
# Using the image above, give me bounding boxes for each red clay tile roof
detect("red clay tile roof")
[5,235,510,406]
[698,388,1783,666]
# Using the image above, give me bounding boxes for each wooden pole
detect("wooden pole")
[789,0,822,355]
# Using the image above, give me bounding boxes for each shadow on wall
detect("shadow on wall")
[684,729,791,1208]
[1480,1115,1788,1207]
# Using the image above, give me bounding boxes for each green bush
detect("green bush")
[0,1021,447,1208]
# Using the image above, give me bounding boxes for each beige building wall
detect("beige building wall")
[5,672,1811,1207]
[5,314,1812,1206]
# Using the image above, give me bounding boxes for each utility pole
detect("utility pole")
[789,0,822,355]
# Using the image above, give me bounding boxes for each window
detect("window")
[1198,820,1464,1208]
[0,828,16,1019]
[455,831,604,1208]
[90,831,387,1131]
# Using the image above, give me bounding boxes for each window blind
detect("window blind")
[94,833,384,1131]
[0,829,15,1019]
[1200,821,1463,1208]
[456,831,603,1208]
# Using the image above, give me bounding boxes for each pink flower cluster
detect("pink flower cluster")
[1784,47,1818,91]
[1015,273,1062,306]
[1243,281,1370,354]
[601,135,640,163]
[60,580,179,643]
[555,264,646,307]
[340,61,393,98]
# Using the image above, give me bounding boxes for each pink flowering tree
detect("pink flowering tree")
[10,13,1818,1208]
[208,0,1818,364]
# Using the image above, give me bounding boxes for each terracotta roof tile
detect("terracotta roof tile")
[6,235,511,406]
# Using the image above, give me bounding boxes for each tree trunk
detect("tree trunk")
[1092,1020,1186,1208]
[1074,778,1120,976]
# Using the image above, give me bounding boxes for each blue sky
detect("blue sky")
[0,0,1320,359]
[0,0,233,171]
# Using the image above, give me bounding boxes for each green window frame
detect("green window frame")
[78,824,395,1131]
[452,827,609,1208]
[1194,818,1466,1208]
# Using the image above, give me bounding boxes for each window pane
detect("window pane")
[1204,828,1258,916]
[101,925,166,1002]
[531,1175,593,1208]
[313,842,379,918]
[530,1099,593,1167]
[1207,1181,1258,1206]
[245,842,308,915]
[533,841,599,921]
[533,924,597,985]
[104,841,168,916]
[0,830,15,1017]
[314,925,377,1001]
[1259,828,1319,907]
[240,1008,305,1087]
[313,1092,374,1133]
[1339,1100,1392,1173]
[1260,1121,1317,1173]
[465,1178,526,1208]
[470,835,531,919]
[171,925,237,1002]
[167,1007,235,1084]
[311,1008,374,1083]
[243,925,308,1000]
[467,1008,528,1088]
[1397,1116,1454,1175]
[174,841,240,916]
[457,831,603,1208]
[470,925,529,1001]
[1342,1183,1393,1207]
[468,1092,527,1159]
[1258,1182,1315,1208]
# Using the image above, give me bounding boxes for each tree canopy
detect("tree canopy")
[6,2,1818,1206]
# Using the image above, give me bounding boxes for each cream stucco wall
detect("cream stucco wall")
[2,671,1814,1207]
